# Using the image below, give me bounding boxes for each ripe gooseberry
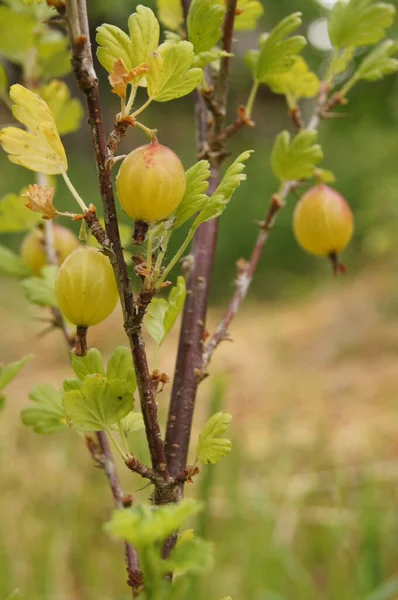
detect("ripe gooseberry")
[293,184,353,270]
[55,245,119,327]
[116,142,186,225]
[20,224,79,275]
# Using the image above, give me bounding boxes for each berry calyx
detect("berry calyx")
[20,225,79,275]
[116,142,186,224]
[55,245,119,327]
[293,184,354,264]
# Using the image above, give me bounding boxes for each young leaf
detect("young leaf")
[356,39,398,81]
[174,160,210,228]
[0,355,32,392]
[111,412,145,435]
[0,84,68,175]
[105,499,204,547]
[167,532,214,577]
[192,150,253,229]
[22,265,58,308]
[106,346,137,393]
[194,49,233,69]
[21,383,67,434]
[327,48,355,79]
[0,245,32,278]
[96,24,134,73]
[265,57,320,102]
[0,189,42,232]
[63,374,134,432]
[187,0,224,54]
[197,411,232,464]
[146,41,203,102]
[145,298,168,346]
[128,5,160,67]
[71,349,105,381]
[38,80,83,136]
[328,0,396,50]
[63,378,82,393]
[271,130,323,182]
[255,13,306,82]
[156,0,184,31]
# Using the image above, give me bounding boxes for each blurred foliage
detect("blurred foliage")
[0,0,397,305]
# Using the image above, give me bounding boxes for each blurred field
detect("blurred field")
[2,265,398,600]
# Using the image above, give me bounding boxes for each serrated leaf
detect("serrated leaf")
[235,0,264,31]
[174,160,210,228]
[0,245,32,278]
[265,57,320,102]
[255,13,307,82]
[105,499,204,547]
[96,24,134,73]
[111,412,144,435]
[156,0,184,31]
[71,348,105,381]
[192,151,253,229]
[106,346,137,393]
[327,47,355,78]
[38,80,83,136]
[21,383,66,434]
[0,84,68,175]
[62,378,81,392]
[0,189,42,232]
[194,48,233,69]
[197,411,232,464]
[271,130,323,182]
[0,355,32,391]
[22,265,58,307]
[0,6,35,63]
[128,5,160,67]
[167,534,214,577]
[63,374,134,432]
[356,39,398,81]
[328,0,396,50]
[147,41,203,102]
[187,0,224,54]
[145,277,186,345]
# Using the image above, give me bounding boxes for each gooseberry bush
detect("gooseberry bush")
[0,0,397,598]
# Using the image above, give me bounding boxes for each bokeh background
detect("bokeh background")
[1,0,398,599]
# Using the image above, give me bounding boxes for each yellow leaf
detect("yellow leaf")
[235,0,264,31]
[0,84,67,175]
[156,0,184,31]
[23,184,57,220]
[265,57,320,103]
[37,80,83,136]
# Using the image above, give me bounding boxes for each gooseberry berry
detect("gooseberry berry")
[293,184,354,258]
[20,224,79,275]
[116,142,186,224]
[55,245,119,327]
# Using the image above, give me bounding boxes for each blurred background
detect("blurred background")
[1,0,398,599]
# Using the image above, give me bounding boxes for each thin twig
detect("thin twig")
[165,0,239,481]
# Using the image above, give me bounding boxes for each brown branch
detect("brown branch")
[165,0,239,480]
[65,0,169,485]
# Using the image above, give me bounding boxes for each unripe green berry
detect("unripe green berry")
[55,246,118,327]
[116,142,186,223]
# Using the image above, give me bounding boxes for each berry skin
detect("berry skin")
[20,225,79,275]
[116,142,186,223]
[55,246,119,327]
[293,184,354,257]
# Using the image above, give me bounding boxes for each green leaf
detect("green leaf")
[145,277,186,345]
[21,383,66,434]
[63,374,134,432]
[167,531,214,577]
[96,24,134,73]
[71,348,105,381]
[36,34,72,80]
[328,0,396,50]
[22,265,58,308]
[156,0,184,31]
[106,346,137,393]
[38,80,83,136]
[174,160,210,228]
[271,130,323,182]
[111,412,144,435]
[147,41,203,102]
[197,411,232,464]
[327,48,355,78]
[356,39,398,81]
[105,499,204,547]
[255,13,306,82]
[0,62,8,98]
[0,355,32,391]
[193,48,233,69]
[192,151,253,229]
[187,0,224,54]
[128,5,160,67]
[0,245,32,278]
[265,57,320,102]
[0,6,35,63]
[0,189,42,232]
[62,378,82,393]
